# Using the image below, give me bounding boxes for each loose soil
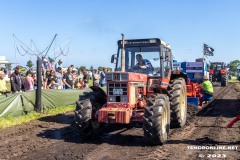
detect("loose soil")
[0,83,239,160]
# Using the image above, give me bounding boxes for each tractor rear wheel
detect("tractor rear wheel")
[75,92,106,139]
[143,94,170,145]
[221,74,227,86]
[169,78,187,128]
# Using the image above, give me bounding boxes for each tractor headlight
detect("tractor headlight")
[109,96,116,102]
[121,96,128,102]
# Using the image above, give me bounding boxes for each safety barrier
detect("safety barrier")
[0,89,91,118]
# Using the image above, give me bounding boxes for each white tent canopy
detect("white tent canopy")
[0,60,11,64]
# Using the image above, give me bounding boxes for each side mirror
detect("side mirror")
[111,54,117,63]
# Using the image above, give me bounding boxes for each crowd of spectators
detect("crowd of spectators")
[0,58,109,95]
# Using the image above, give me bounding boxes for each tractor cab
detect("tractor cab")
[112,38,172,77]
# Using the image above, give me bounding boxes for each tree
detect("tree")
[5,63,12,71]
[79,66,86,71]
[90,65,94,71]
[229,60,240,73]
[26,60,34,69]
[98,66,104,71]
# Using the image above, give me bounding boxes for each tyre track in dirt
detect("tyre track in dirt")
[0,83,239,160]
[132,83,239,160]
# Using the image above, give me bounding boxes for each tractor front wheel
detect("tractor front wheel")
[75,92,106,139]
[143,94,170,145]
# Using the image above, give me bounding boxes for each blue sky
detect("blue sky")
[0,0,239,69]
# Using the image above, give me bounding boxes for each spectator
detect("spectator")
[83,70,90,88]
[34,73,44,89]
[92,69,100,86]
[200,76,213,105]
[23,70,34,91]
[55,59,63,70]
[55,67,63,89]
[49,80,58,89]
[70,65,74,70]
[77,69,83,81]
[0,71,7,95]
[45,70,58,89]
[75,78,85,89]
[48,58,55,71]
[42,58,49,70]
[33,73,38,89]
[10,66,24,93]
[42,58,49,81]
[100,67,107,87]
[72,69,77,88]
[63,67,73,89]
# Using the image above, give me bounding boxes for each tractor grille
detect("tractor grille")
[106,73,128,81]
[108,83,128,95]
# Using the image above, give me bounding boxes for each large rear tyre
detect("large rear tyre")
[75,92,106,139]
[221,74,227,86]
[169,78,187,128]
[143,94,170,145]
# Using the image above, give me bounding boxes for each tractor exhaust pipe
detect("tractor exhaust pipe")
[121,33,125,72]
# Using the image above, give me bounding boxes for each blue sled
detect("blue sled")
[187,97,199,109]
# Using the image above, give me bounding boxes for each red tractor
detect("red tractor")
[75,35,188,145]
[209,62,228,86]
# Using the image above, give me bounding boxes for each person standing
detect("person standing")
[42,58,49,81]
[45,70,58,89]
[55,67,63,89]
[72,70,78,88]
[83,70,90,88]
[48,58,55,71]
[23,70,34,91]
[92,69,100,87]
[63,67,73,89]
[77,69,83,81]
[0,71,7,95]
[100,67,107,87]
[55,59,63,70]
[10,66,24,93]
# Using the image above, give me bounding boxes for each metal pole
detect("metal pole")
[44,34,58,57]
[36,56,42,112]
[203,43,206,62]
[121,33,125,72]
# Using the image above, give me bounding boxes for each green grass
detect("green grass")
[0,105,75,129]
[229,76,239,83]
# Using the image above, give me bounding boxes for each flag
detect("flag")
[204,43,214,56]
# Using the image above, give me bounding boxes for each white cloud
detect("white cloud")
[79,19,93,24]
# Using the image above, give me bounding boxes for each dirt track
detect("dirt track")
[0,83,239,160]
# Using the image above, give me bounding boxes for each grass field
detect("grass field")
[229,76,239,83]
[0,105,75,129]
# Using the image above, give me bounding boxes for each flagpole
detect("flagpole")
[203,43,205,62]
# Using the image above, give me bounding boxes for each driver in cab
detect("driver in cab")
[132,54,154,74]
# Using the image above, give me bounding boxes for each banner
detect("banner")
[186,62,203,73]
